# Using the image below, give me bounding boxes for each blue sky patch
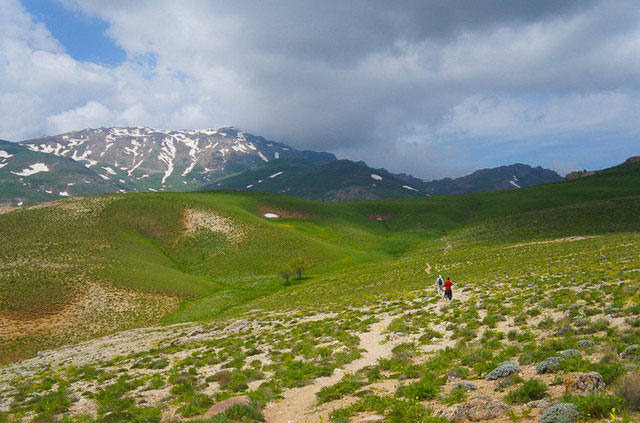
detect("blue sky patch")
[22,0,125,66]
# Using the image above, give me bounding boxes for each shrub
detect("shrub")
[441,387,467,405]
[504,379,548,403]
[316,374,365,403]
[224,402,264,422]
[563,394,627,420]
[539,403,580,423]
[386,400,448,423]
[486,361,522,380]
[620,371,640,410]
[396,375,443,401]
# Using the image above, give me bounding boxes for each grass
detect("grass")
[0,161,639,422]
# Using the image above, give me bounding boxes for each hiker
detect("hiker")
[436,275,444,295]
[444,277,453,301]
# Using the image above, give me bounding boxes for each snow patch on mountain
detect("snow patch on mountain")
[370,174,383,181]
[269,171,283,179]
[11,163,49,176]
[402,185,419,192]
[0,150,12,159]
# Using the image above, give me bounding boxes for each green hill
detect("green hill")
[1,159,639,363]
[0,160,639,423]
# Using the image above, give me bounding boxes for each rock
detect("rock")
[204,395,251,417]
[359,416,384,423]
[455,382,478,391]
[450,399,511,421]
[447,371,462,383]
[565,372,606,395]
[555,327,571,336]
[539,403,580,423]
[528,399,552,409]
[536,357,565,374]
[573,317,588,327]
[485,361,522,380]
[560,349,581,358]
[577,340,595,348]
[621,344,640,360]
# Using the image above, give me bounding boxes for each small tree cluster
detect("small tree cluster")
[280,257,310,285]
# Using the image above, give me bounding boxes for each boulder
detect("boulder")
[564,372,606,395]
[454,382,478,391]
[560,349,581,358]
[204,396,251,417]
[450,398,511,421]
[621,344,640,360]
[539,403,580,423]
[528,399,552,409]
[485,361,522,380]
[536,357,565,374]
[577,340,595,348]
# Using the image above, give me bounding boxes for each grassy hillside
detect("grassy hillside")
[0,161,639,423]
[1,161,639,363]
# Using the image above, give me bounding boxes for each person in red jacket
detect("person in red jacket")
[444,277,453,301]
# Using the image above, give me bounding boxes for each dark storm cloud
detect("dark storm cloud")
[5,0,640,177]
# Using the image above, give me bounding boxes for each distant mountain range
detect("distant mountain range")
[0,127,563,205]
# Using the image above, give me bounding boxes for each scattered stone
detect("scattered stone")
[204,396,251,417]
[621,344,640,360]
[450,398,511,421]
[528,399,552,409]
[560,349,581,358]
[536,357,565,374]
[447,371,462,383]
[359,416,384,423]
[577,340,595,348]
[573,317,588,327]
[555,327,571,336]
[565,372,606,395]
[485,361,522,380]
[455,382,478,391]
[539,403,580,423]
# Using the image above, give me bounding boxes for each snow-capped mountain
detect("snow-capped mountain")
[0,126,563,206]
[20,126,335,193]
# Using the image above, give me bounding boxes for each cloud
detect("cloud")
[1,0,640,177]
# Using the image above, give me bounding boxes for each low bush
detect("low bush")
[396,375,443,401]
[620,371,640,410]
[563,394,627,420]
[504,379,548,403]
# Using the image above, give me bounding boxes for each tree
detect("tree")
[287,257,310,280]
[280,265,293,285]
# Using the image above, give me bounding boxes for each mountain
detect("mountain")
[207,160,563,201]
[0,139,118,206]
[19,126,335,194]
[205,158,427,201]
[403,163,564,196]
[0,126,562,205]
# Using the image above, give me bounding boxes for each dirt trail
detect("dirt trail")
[263,290,469,423]
[263,316,395,423]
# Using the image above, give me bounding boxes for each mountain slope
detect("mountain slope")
[20,127,336,194]
[3,126,562,205]
[402,163,564,196]
[206,158,427,201]
[0,139,119,206]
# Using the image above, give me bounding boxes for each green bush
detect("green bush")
[396,375,442,401]
[504,379,548,403]
[563,394,627,420]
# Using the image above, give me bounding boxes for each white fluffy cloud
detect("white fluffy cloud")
[2,0,640,176]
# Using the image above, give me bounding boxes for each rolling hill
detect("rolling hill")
[0,159,639,422]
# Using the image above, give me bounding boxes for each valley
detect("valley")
[0,159,639,422]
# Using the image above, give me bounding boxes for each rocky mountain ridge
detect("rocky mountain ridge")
[1,126,564,205]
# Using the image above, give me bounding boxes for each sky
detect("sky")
[1,0,639,178]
